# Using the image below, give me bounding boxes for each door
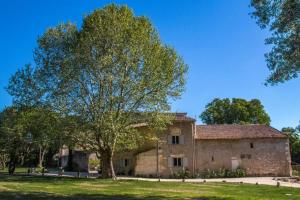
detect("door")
[231,157,239,171]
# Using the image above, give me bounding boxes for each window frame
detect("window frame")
[173,157,182,167]
[172,135,180,145]
[124,158,129,167]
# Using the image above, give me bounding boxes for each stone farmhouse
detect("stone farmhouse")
[64,113,292,177]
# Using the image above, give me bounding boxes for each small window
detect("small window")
[250,143,254,149]
[172,135,180,144]
[124,159,129,167]
[241,154,251,159]
[211,156,214,162]
[173,157,182,167]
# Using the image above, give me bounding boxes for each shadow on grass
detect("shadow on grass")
[0,191,233,200]
[0,174,90,183]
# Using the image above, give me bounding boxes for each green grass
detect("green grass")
[0,176,299,200]
[0,167,28,174]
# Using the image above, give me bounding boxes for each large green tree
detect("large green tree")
[251,0,300,84]
[0,107,31,175]
[20,107,62,168]
[7,4,187,178]
[0,106,65,173]
[200,98,271,125]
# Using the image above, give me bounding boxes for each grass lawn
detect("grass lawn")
[0,167,28,174]
[0,176,299,200]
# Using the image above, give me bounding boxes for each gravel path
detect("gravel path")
[117,177,300,188]
[36,172,300,188]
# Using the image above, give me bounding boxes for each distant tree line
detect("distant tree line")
[200,98,271,125]
[0,106,77,174]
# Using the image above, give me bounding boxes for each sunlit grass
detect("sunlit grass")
[0,176,299,200]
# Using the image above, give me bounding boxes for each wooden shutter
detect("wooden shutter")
[168,157,173,167]
[179,135,185,144]
[183,157,188,167]
[167,135,172,144]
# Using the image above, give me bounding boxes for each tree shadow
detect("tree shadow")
[0,174,91,183]
[0,191,234,200]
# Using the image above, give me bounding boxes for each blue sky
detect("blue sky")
[0,0,299,129]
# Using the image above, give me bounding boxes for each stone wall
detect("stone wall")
[113,152,135,176]
[195,138,291,176]
[135,149,158,176]
[157,121,195,177]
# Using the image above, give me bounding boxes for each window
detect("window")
[211,156,214,162]
[124,159,129,167]
[172,135,180,144]
[250,143,254,149]
[241,154,251,159]
[173,157,182,167]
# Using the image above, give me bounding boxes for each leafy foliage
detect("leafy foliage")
[7,4,187,178]
[199,167,246,179]
[0,107,31,174]
[281,126,300,164]
[250,0,300,84]
[0,106,70,174]
[200,98,271,125]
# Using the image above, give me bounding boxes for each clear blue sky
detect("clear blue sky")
[0,0,299,129]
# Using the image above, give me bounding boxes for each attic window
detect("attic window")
[250,143,254,149]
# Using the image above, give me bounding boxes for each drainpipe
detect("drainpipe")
[156,139,160,178]
[192,119,196,176]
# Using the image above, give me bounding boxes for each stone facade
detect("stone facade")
[114,113,292,177]
[65,113,292,177]
[195,138,291,176]
[133,121,195,177]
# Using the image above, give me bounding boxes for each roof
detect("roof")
[195,124,287,140]
[131,113,195,128]
[173,113,195,122]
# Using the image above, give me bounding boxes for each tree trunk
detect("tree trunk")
[100,149,116,179]
[0,155,6,170]
[8,154,17,175]
[38,146,46,168]
[20,155,25,166]
[0,160,5,170]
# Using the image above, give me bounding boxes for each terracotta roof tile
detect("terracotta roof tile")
[195,124,286,140]
[173,113,195,122]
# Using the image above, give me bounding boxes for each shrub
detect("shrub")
[198,167,246,178]
[89,159,100,171]
[172,169,193,179]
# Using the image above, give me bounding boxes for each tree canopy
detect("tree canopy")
[200,98,271,125]
[250,0,300,84]
[0,106,66,174]
[7,4,187,178]
[282,126,300,164]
